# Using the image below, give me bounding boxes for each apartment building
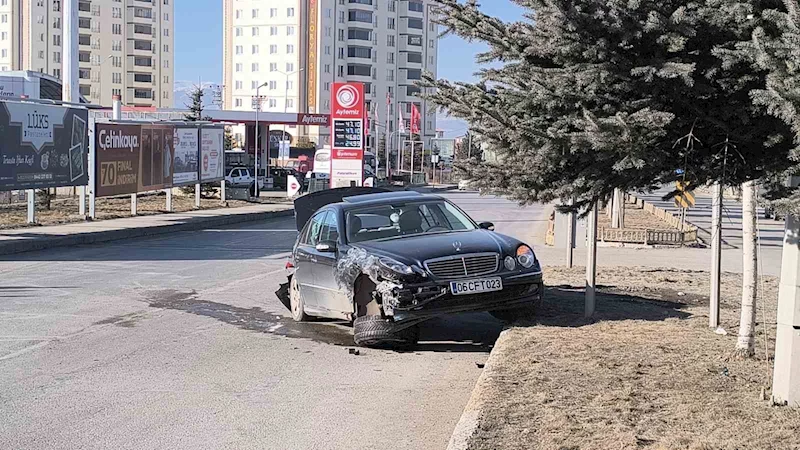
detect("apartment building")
[222,0,438,150]
[0,0,174,107]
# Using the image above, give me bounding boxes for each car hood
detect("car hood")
[351,229,524,267]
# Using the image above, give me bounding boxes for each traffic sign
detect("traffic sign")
[287,175,302,198]
[674,181,696,208]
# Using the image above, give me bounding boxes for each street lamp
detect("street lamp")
[254,81,269,197]
[273,68,304,151]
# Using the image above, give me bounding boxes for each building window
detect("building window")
[270,63,277,72]
[407,18,423,29]
[269,80,276,90]
[235,81,242,89]
[235,9,241,19]
[269,99,277,108]
[387,35,395,47]
[409,1,423,12]
[235,98,242,107]
[286,63,294,72]
[252,45,259,54]
[287,26,295,36]
[286,99,294,109]
[270,8,277,17]
[286,44,294,54]
[112,23,121,34]
[270,26,277,36]
[251,80,259,89]
[252,27,259,36]
[235,63,242,72]
[235,45,243,55]
[235,27,242,36]
[270,45,277,54]
[251,63,259,72]
[287,7,294,17]
[252,8,258,18]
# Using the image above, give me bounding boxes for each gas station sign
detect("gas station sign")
[330,82,364,188]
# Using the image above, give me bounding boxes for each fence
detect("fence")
[598,193,698,245]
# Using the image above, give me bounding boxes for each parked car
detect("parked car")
[279,189,544,348]
[225,167,264,196]
[458,179,474,191]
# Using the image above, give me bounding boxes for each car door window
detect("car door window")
[323,211,340,243]
[303,211,327,246]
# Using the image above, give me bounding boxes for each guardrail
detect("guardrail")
[599,194,697,245]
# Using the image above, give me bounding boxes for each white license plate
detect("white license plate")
[450,278,503,296]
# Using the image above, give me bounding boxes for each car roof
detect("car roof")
[338,191,443,209]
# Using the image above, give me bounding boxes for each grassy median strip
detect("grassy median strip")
[466,266,800,450]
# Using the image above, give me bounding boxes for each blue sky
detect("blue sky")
[174,1,525,133]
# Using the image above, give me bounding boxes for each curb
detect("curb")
[446,329,511,450]
[0,208,294,257]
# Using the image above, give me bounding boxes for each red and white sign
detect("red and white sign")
[287,175,302,198]
[331,82,365,188]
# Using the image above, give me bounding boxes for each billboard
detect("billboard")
[331,82,364,188]
[307,0,319,111]
[200,127,225,182]
[0,101,88,190]
[173,127,199,186]
[138,124,174,192]
[95,123,142,197]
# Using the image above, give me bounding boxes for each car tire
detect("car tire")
[289,275,309,322]
[353,315,419,349]
[489,304,537,323]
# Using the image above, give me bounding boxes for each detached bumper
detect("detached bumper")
[389,271,544,322]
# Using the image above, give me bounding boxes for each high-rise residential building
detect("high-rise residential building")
[0,0,174,107]
[222,0,438,151]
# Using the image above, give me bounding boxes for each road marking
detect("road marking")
[203,267,287,294]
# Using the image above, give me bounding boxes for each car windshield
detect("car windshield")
[346,200,477,243]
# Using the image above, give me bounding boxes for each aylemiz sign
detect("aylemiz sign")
[330,82,364,188]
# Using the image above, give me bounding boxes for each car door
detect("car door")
[310,210,351,316]
[295,210,327,309]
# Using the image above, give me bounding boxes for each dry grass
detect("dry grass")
[468,266,800,450]
[0,193,290,230]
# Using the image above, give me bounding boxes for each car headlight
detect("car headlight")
[504,256,516,271]
[516,245,536,269]
[379,257,413,275]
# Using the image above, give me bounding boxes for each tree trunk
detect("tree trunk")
[735,180,758,357]
[611,188,625,228]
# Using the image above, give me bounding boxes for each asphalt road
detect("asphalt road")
[0,191,548,450]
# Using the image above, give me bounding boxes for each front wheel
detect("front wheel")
[353,315,419,349]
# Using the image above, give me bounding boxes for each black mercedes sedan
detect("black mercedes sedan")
[280,188,544,348]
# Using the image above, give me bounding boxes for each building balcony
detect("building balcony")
[399,1,426,16]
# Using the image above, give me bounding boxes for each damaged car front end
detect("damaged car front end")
[278,189,544,348]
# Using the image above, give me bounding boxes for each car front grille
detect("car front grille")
[424,253,499,279]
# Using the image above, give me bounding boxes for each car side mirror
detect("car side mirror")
[316,241,337,253]
[479,222,495,231]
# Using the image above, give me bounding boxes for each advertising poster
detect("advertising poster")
[138,124,174,192]
[199,127,224,182]
[330,82,365,188]
[94,123,142,197]
[173,127,199,186]
[0,101,88,190]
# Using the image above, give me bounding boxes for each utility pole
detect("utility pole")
[709,182,722,328]
[64,0,81,216]
[772,176,800,405]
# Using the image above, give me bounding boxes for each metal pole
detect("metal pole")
[255,89,260,199]
[410,142,415,184]
[195,183,201,208]
[566,206,575,268]
[88,118,96,219]
[467,133,472,159]
[64,0,81,217]
[26,189,35,224]
[710,182,722,328]
[586,202,598,317]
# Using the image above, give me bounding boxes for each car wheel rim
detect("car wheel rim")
[290,278,302,318]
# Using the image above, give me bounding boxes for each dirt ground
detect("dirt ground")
[598,202,674,231]
[0,192,290,230]
[468,266,800,450]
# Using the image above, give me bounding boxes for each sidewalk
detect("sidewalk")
[0,203,294,257]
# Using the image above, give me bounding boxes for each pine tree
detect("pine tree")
[423,0,795,211]
[721,0,800,214]
[224,127,234,151]
[184,85,211,122]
